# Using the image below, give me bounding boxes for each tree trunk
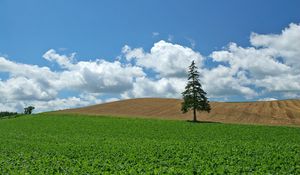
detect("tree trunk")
[193,107,197,122]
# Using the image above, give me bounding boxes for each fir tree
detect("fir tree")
[181,61,211,122]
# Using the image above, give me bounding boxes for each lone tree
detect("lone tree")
[181,60,211,122]
[24,106,35,114]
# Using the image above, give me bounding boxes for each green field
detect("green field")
[0,114,299,174]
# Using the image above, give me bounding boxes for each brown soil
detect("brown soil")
[56,98,300,126]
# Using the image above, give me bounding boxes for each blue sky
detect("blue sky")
[1,0,300,112]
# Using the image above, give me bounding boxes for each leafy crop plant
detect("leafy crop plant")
[0,114,299,174]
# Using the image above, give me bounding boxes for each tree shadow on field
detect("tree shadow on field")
[186,120,222,124]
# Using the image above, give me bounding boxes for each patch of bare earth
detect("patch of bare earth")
[56,98,300,126]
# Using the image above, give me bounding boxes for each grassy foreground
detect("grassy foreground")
[0,114,299,174]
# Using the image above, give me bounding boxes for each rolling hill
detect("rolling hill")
[57,98,300,126]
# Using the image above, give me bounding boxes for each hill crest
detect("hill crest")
[57,98,300,126]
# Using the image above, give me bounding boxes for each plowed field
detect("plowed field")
[57,98,300,126]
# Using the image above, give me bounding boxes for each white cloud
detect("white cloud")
[32,97,92,112]
[258,98,277,101]
[0,57,59,102]
[0,52,145,112]
[0,96,99,113]
[43,49,75,69]
[122,40,204,77]
[121,77,186,99]
[250,23,300,70]
[0,102,22,112]
[0,77,57,101]
[0,56,57,79]
[209,23,300,96]
[201,65,257,98]
[254,75,300,91]
[54,59,145,93]
[210,43,290,78]
[105,97,120,103]
[282,92,300,99]
[0,53,145,102]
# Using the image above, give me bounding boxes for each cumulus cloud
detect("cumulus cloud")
[0,102,23,112]
[258,98,278,101]
[0,97,98,113]
[210,43,290,78]
[42,50,145,93]
[121,77,186,99]
[0,77,57,101]
[0,52,144,112]
[0,56,57,79]
[209,23,300,96]
[201,65,257,98]
[250,23,300,70]
[105,98,120,103]
[0,57,59,102]
[43,49,75,69]
[33,97,93,112]
[282,92,300,99]
[122,40,204,77]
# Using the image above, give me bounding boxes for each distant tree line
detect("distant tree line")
[0,106,35,119]
[0,112,18,119]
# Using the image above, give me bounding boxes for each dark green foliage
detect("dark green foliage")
[182,61,211,121]
[0,114,299,174]
[24,106,35,114]
[0,111,18,119]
